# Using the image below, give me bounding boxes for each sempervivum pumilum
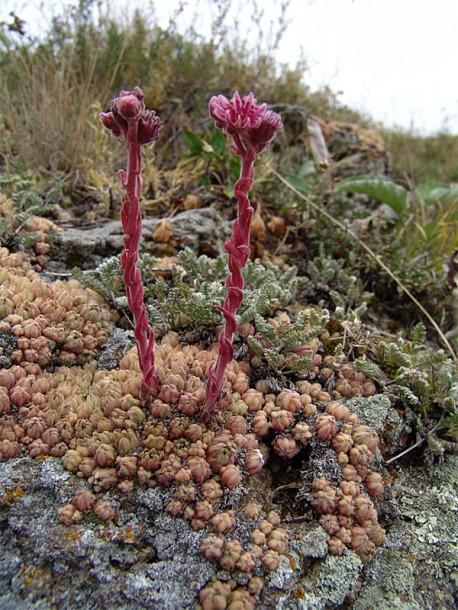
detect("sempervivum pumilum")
[1,277,389,579]
[199,581,232,610]
[100,87,163,398]
[200,534,225,560]
[273,435,300,459]
[204,92,282,410]
[220,463,242,489]
[211,510,236,534]
[219,539,243,571]
[0,267,112,367]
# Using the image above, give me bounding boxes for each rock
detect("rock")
[345,394,410,456]
[52,208,231,269]
[315,116,391,178]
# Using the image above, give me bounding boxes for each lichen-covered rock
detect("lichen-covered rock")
[54,208,231,267]
[353,454,458,610]
[345,394,409,455]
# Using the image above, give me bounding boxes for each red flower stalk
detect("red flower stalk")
[100,87,163,397]
[205,92,282,410]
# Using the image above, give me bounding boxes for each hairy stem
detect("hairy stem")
[205,146,256,409]
[120,125,158,396]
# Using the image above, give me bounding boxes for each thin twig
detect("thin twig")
[274,170,457,363]
[385,415,444,465]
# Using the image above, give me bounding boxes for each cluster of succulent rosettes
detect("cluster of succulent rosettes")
[0,262,112,368]
[199,505,286,609]
[0,207,61,271]
[199,577,263,610]
[199,504,286,568]
[305,399,385,562]
[312,474,385,562]
[0,335,266,493]
[21,216,62,271]
[57,488,116,526]
[320,356,377,399]
[236,384,319,461]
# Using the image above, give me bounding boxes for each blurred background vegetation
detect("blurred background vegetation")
[0,0,457,356]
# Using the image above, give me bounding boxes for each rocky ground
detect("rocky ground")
[1,438,457,608]
[0,116,457,609]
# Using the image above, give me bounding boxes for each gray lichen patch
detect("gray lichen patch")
[289,527,329,561]
[1,430,458,608]
[353,549,419,610]
[315,552,363,606]
[345,394,409,455]
[277,551,362,610]
[356,454,458,610]
[0,457,211,610]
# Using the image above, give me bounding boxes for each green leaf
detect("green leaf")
[264,348,282,367]
[391,384,419,405]
[427,435,445,455]
[288,355,313,373]
[183,130,203,154]
[334,175,409,216]
[353,359,384,382]
[418,182,458,205]
[281,173,311,195]
[247,335,265,357]
[443,396,457,416]
[254,313,279,345]
[211,128,226,153]
[229,158,241,181]
[410,322,426,346]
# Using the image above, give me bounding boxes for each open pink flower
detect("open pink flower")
[208,91,282,155]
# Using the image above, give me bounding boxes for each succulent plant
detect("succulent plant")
[205,92,282,410]
[100,87,163,397]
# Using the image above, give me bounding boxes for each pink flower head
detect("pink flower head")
[100,86,163,145]
[209,91,282,155]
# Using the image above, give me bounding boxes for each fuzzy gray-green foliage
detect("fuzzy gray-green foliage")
[0,170,42,212]
[307,245,371,320]
[0,167,68,249]
[145,248,301,334]
[177,247,228,283]
[0,211,42,249]
[247,308,330,373]
[353,358,385,383]
[72,256,123,304]
[238,266,299,324]
[356,326,458,451]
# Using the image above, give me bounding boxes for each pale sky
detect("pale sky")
[2,0,457,135]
